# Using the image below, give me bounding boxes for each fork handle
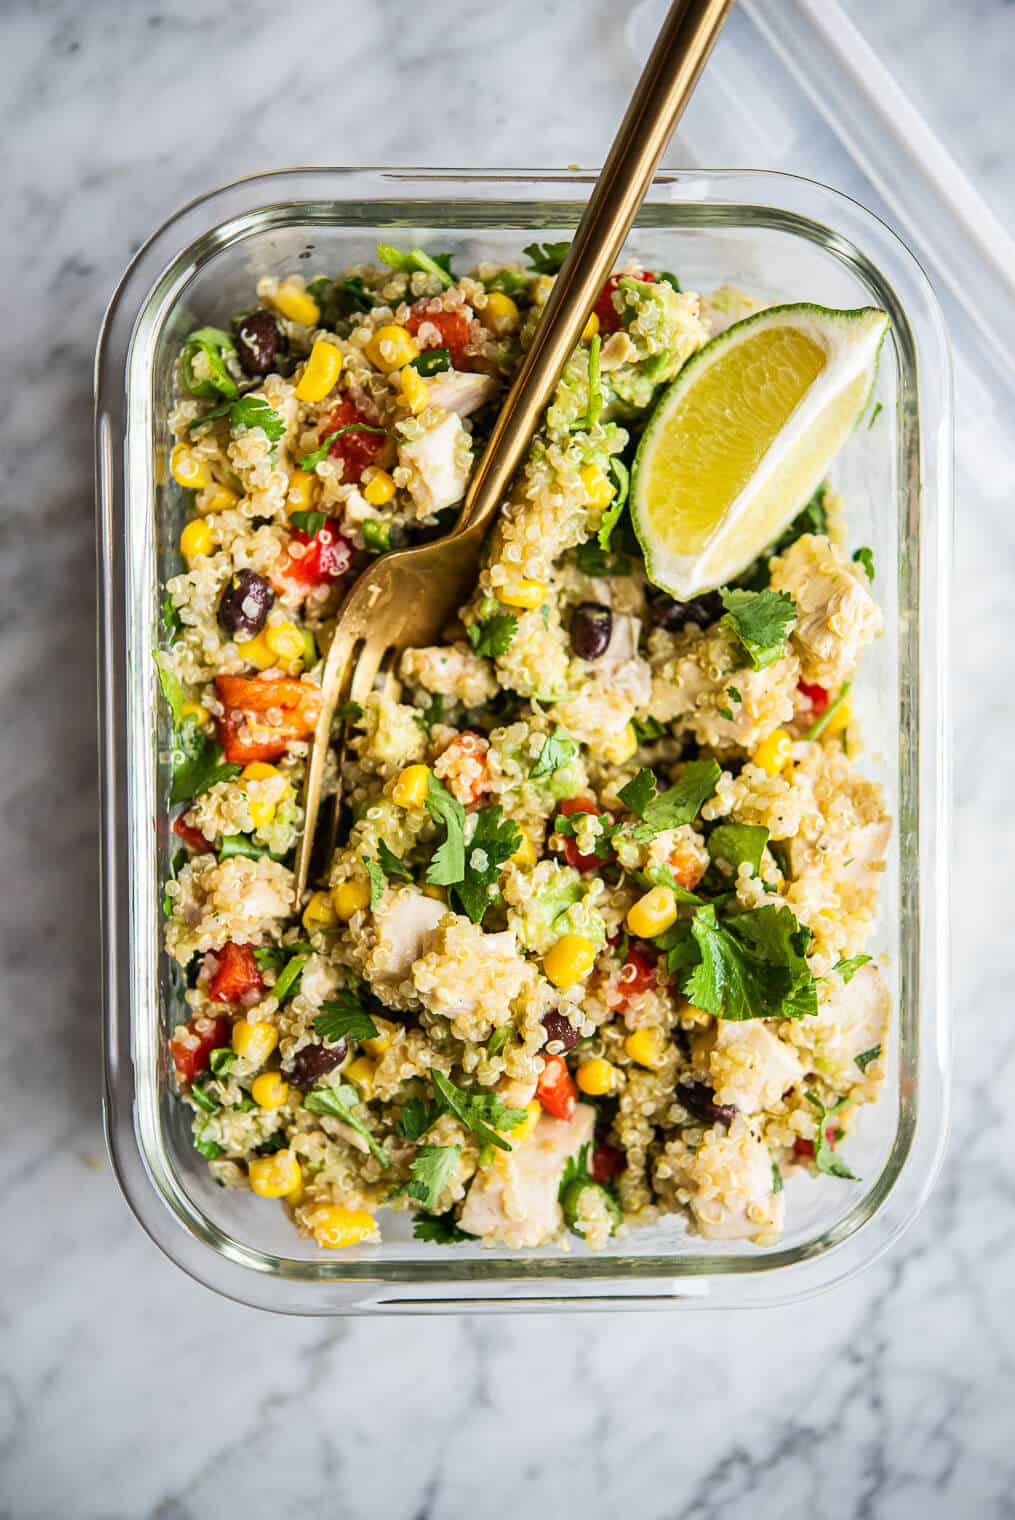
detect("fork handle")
[456,0,733,542]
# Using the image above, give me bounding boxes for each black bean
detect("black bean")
[542,1011,579,1052]
[570,602,613,660]
[235,310,286,376]
[286,1041,346,1087]
[647,588,723,632]
[218,570,274,639]
[678,1080,736,1127]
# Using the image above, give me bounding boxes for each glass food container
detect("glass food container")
[96,163,951,1313]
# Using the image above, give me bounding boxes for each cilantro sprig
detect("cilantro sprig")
[466,612,518,659]
[681,902,817,1022]
[831,952,872,984]
[707,823,769,878]
[719,588,797,670]
[313,988,380,1046]
[403,1144,462,1212]
[429,1070,526,1153]
[424,774,466,887]
[188,393,286,447]
[303,1084,392,1167]
[157,660,240,804]
[452,805,522,925]
[297,422,387,473]
[805,1092,858,1180]
[618,761,721,842]
[523,240,571,274]
[529,725,579,779]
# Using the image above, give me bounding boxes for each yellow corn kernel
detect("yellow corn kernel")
[363,469,396,506]
[482,291,520,335]
[497,578,547,610]
[251,1071,289,1110]
[234,628,275,670]
[179,517,214,563]
[345,1056,376,1100]
[241,762,280,783]
[624,1027,668,1070]
[398,363,429,414]
[362,1016,397,1060]
[248,1148,302,1198]
[510,1100,542,1143]
[302,890,337,933]
[294,339,343,403]
[529,273,554,304]
[244,765,288,828]
[392,763,431,809]
[509,831,537,868]
[286,469,321,514]
[170,442,211,490]
[332,877,372,920]
[365,323,418,373]
[198,483,240,515]
[543,933,597,990]
[304,1203,377,1249]
[265,622,307,665]
[581,311,600,342]
[824,698,852,737]
[269,283,320,326]
[626,885,678,939]
[577,1057,616,1096]
[180,701,210,728]
[231,1020,279,1067]
[579,463,615,509]
[752,728,793,776]
[601,722,638,765]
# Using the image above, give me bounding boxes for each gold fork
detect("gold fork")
[295,0,733,898]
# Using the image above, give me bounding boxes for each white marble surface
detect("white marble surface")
[4,1,1015,1515]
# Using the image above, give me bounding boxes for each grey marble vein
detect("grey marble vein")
[2,0,1014,1515]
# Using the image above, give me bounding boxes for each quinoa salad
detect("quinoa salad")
[159,243,891,1254]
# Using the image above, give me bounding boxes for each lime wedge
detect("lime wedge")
[630,302,889,599]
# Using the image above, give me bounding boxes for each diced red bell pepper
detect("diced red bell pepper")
[793,1137,815,1161]
[591,1142,624,1183]
[170,1013,231,1085]
[616,943,656,1002]
[536,1054,578,1122]
[275,516,352,588]
[207,941,263,1005]
[798,680,830,716]
[405,307,476,370]
[215,672,322,764]
[558,795,610,874]
[322,398,390,484]
[173,815,212,854]
[594,270,655,335]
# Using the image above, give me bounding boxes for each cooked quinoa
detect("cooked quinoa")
[159,247,890,1254]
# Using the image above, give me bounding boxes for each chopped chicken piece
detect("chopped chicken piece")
[399,642,498,707]
[647,623,799,750]
[412,921,535,1040]
[398,411,473,517]
[460,1103,596,1247]
[365,890,447,985]
[709,1021,805,1115]
[794,961,890,1091]
[555,614,651,748]
[770,533,883,688]
[424,369,499,417]
[682,1120,785,1242]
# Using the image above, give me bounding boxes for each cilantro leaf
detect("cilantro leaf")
[412,693,445,736]
[631,714,667,744]
[313,990,380,1046]
[597,457,630,550]
[270,949,309,1004]
[805,1092,858,1180]
[413,1210,473,1244]
[486,1026,511,1058]
[466,612,518,659]
[303,1084,391,1167]
[707,823,769,878]
[452,805,522,924]
[429,1070,526,1153]
[720,588,797,670]
[298,422,387,472]
[523,240,571,274]
[187,393,286,449]
[376,243,454,288]
[424,774,466,887]
[161,594,182,644]
[855,1044,882,1073]
[363,855,387,909]
[852,546,875,582]
[683,902,816,1021]
[377,838,412,882]
[158,664,242,803]
[620,760,721,842]
[409,347,452,376]
[832,953,872,984]
[289,509,327,536]
[574,536,631,577]
[530,724,579,779]
[399,1096,441,1141]
[404,1144,462,1211]
[770,480,828,557]
[485,268,531,296]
